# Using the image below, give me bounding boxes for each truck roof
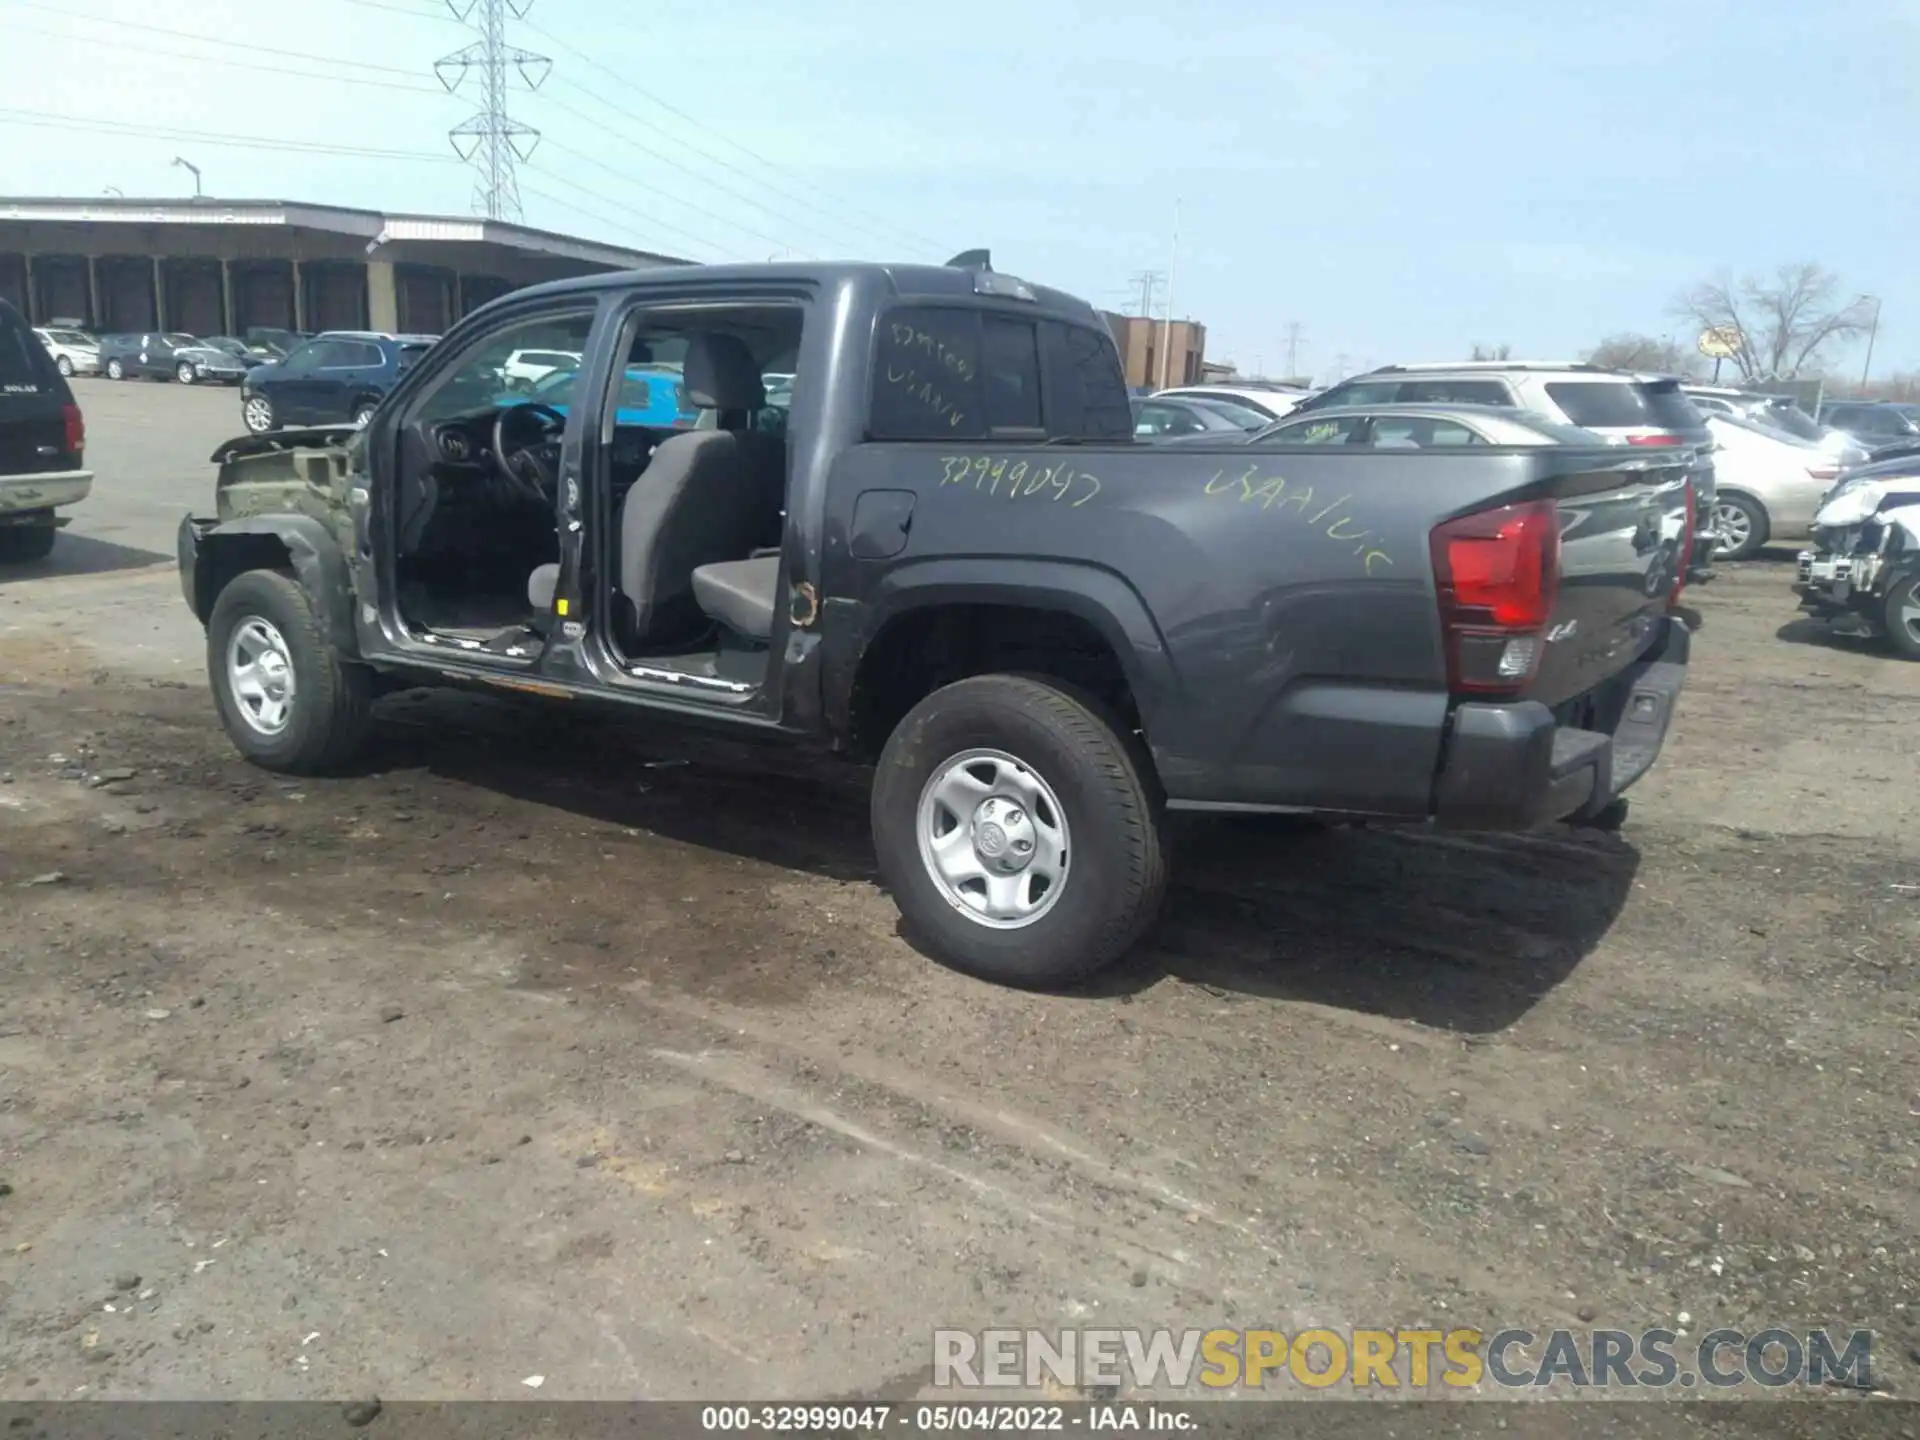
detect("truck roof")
[504,259,1107,329]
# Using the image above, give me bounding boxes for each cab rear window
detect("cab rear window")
[0,314,46,390]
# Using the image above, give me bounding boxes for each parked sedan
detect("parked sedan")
[1704,412,1839,560]
[33,326,101,377]
[1150,384,1308,421]
[1245,402,1601,447]
[97,332,248,384]
[1130,396,1255,440]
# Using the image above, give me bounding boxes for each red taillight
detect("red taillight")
[1670,481,1695,608]
[1429,499,1562,694]
[61,402,84,455]
[1626,433,1681,446]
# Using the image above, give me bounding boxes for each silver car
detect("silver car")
[33,326,100,377]
[1703,412,1840,560]
[1246,402,1602,447]
[1288,361,1720,580]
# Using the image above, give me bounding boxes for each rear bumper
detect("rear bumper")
[1432,614,1690,829]
[0,468,93,518]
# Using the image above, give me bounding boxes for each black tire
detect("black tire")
[0,525,57,563]
[207,569,373,774]
[242,393,275,434]
[1578,797,1630,833]
[55,355,74,377]
[106,357,125,380]
[871,674,1167,988]
[176,362,196,384]
[1712,493,1768,562]
[1882,572,1920,661]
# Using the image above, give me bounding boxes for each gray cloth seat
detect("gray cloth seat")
[527,562,558,613]
[617,333,785,643]
[691,556,779,641]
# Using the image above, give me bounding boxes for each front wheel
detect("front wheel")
[871,674,1167,988]
[352,401,378,429]
[1712,494,1768,561]
[106,358,125,380]
[176,362,196,384]
[207,569,373,774]
[56,355,74,377]
[242,394,275,434]
[1883,573,1920,661]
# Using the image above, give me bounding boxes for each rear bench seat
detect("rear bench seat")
[691,555,779,642]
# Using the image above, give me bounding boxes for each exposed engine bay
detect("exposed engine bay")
[1794,468,1920,655]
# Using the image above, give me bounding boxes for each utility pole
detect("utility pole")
[1860,295,1883,391]
[437,0,551,223]
[1158,198,1180,390]
[1283,322,1304,379]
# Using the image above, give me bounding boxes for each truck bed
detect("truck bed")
[823,440,1693,824]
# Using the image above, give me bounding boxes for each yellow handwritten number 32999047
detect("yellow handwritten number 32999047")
[939,455,1101,507]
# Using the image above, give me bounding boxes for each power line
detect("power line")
[518,179,740,264]
[10,1,429,77]
[1128,270,1164,318]
[534,133,800,256]
[335,0,463,16]
[522,16,943,255]
[436,0,550,223]
[0,108,463,163]
[8,19,448,95]
[535,89,837,255]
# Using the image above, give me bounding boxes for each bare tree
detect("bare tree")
[1469,342,1512,361]
[1669,263,1874,382]
[1585,333,1700,375]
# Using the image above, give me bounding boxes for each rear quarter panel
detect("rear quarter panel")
[821,441,1617,812]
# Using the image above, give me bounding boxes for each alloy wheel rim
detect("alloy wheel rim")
[226,617,297,736]
[915,748,1070,929]
[1712,502,1751,554]
[244,397,272,431]
[1900,581,1920,646]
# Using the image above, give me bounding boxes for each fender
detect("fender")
[823,554,1179,740]
[189,514,359,656]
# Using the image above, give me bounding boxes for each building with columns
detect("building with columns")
[0,196,688,336]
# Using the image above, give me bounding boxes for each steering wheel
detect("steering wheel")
[491,402,567,503]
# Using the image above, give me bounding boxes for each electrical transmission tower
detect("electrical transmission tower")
[436,0,551,223]
[1128,270,1165,319]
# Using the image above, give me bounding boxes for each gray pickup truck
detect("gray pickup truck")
[176,254,1692,987]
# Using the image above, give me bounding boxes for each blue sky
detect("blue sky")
[5,0,1917,380]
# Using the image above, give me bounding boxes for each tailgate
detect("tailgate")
[0,389,69,477]
[1529,456,1690,707]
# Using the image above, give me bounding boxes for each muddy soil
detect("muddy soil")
[0,557,1916,1432]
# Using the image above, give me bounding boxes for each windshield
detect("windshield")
[164,333,198,348]
[45,329,92,345]
[1752,401,1822,441]
[1189,397,1272,429]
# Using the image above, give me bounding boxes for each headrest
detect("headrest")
[683,333,765,411]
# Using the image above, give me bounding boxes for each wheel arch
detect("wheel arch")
[833,558,1176,762]
[189,515,359,657]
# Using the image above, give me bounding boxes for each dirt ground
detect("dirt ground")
[1,527,1917,1426]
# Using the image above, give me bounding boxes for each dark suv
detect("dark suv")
[1,298,90,562]
[240,331,437,433]
[1816,401,1920,448]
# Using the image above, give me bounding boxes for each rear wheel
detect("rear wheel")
[0,525,57,563]
[1712,494,1768,561]
[871,674,1167,988]
[1882,573,1920,661]
[207,569,373,773]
